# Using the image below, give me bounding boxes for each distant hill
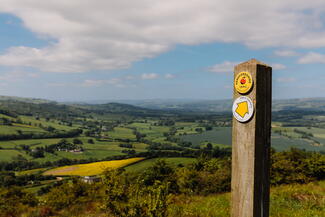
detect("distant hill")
[0,96,171,118]
[0,95,54,104]
[272,98,325,111]
[76,102,172,117]
[2,95,325,114]
[114,98,325,113]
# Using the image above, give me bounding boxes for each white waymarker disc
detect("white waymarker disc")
[232,96,254,123]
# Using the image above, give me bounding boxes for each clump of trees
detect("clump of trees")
[119,143,133,149]
[271,148,324,184]
[0,128,83,141]
[0,172,55,188]
[0,187,38,216]
[45,139,83,154]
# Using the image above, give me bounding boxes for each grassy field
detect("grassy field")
[0,149,31,161]
[0,115,77,136]
[43,157,145,176]
[179,127,232,146]
[15,168,48,176]
[0,124,46,135]
[180,126,325,151]
[168,181,325,217]
[108,127,136,140]
[0,136,150,162]
[271,134,324,151]
[124,157,197,173]
[175,122,202,136]
[127,122,170,141]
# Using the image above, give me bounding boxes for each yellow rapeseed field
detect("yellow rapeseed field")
[43,157,145,176]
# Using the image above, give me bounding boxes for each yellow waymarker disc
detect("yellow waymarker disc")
[234,71,253,94]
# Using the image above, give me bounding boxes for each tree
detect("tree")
[73,138,83,145]
[0,187,38,216]
[206,143,213,150]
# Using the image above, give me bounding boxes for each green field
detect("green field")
[179,127,232,146]
[0,124,46,135]
[0,149,31,161]
[20,116,78,130]
[127,122,170,140]
[179,126,325,151]
[124,157,197,173]
[0,136,150,162]
[108,127,136,140]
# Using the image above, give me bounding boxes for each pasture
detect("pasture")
[124,157,197,173]
[179,127,232,146]
[127,122,170,140]
[0,136,150,162]
[0,124,46,135]
[179,126,325,151]
[20,115,78,130]
[108,127,136,140]
[0,149,31,161]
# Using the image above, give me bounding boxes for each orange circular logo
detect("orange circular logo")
[234,72,253,94]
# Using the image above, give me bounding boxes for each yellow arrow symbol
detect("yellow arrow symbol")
[236,101,248,118]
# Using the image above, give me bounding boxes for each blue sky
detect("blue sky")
[0,1,325,101]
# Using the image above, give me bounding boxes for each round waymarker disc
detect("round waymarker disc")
[232,96,254,123]
[234,71,253,94]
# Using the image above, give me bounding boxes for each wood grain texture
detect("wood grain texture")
[231,59,272,217]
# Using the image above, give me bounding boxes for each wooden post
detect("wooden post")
[231,59,272,217]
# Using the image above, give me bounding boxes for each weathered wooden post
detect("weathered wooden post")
[231,59,272,217]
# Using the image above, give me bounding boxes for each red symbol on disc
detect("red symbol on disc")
[240,77,246,84]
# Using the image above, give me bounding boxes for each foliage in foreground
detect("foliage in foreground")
[168,181,325,217]
[0,148,324,217]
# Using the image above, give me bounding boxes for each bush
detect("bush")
[45,179,97,210]
[0,187,38,216]
[102,169,171,217]
[73,138,83,145]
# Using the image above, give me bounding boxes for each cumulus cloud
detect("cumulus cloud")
[272,63,286,70]
[0,70,39,81]
[141,73,159,80]
[1,0,325,72]
[208,61,238,73]
[298,52,325,64]
[277,77,296,83]
[82,78,121,87]
[274,50,299,57]
[165,73,175,79]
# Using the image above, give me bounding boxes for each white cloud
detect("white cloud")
[272,63,286,70]
[298,52,325,64]
[274,50,299,57]
[125,75,135,80]
[141,73,159,80]
[208,61,238,73]
[165,73,175,79]
[82,78,121,87]
[1,1,325,72]
[0,70,39,81]
[277,77,296,83]
[47,78,128,88]
[46,82,67,87]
